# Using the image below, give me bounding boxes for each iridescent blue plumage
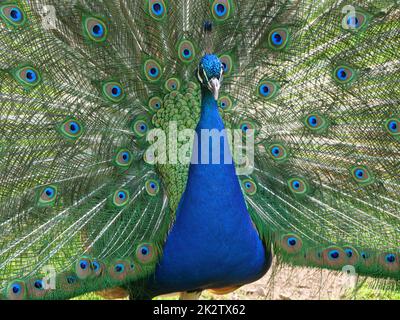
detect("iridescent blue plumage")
[147,56,270,296]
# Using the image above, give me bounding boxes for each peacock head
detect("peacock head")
[197,54,223,101]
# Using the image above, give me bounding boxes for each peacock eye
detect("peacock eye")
[241,179,257,195]
[91,260,104,277]
[211,0,232,21]
[385,118,399,137]
[59,118,83,140]
[0,4,26,26]
[288,177,310,196]
[75,257,93,279]
[257,80,279,100]
[136,243,156,264]
[268,143,288,162]
[350,166,374,185]
[344,12,368,31]
[281,234,303,253]
[218,96,233,111]
[219,54,233,76]
[239,119,256,135]
[268,28,289,50]
[115,263,125,273]
[304,113,328,133]
[148,96,163,111]
[13,66,41,88]
[113,189,130,207]
[287,237,297,247]
[33,280,44,290]
[38,185,58,207]
[178,40,195,63]
[92,261,100,271]
[107,260,128,280]
[114,149,133,168]
[12,284,21,293]
[148,0,167,20]
[345,248,353,258]
[333,66,356,84]
[385,254,396,264]
[102,82,125,103]
[84,17,108,42]
[145,179,160,196]
[7,281,26,300]
[132,116,150,138]
[144,59,162,82]
[328,250,340,260]
[361,252,369,259]
[165,77,181,92]
[66,275,77,284]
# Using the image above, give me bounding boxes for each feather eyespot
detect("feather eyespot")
[38,185,58,207]
[109,260,128,280]
[288,177,310,196]
[113,189,130,207]
[114,149,133,168]
[13,66,41,88]
[84,17,108,42]
[344,11,369,31]
[148,0,167,21]
[343,246,359,265]
[385,254,396,264]
[281,234,303,253]
[165,78,181,92]
[75,257,93,280]
[322,247,346,267]
[115,263,125,273]
[148,96,163,111]
[268,28,289,50]
[219,54,233,76]
[178,40,195,63]
[33,280,44,290]
[145,179,160,196]
[268,143,288,162]
[7,281,26,300]
[304,113,328,132]
[102,81,125,103]
[58,118,83,140]
[241,179,257,195]
[90,260,104,277]
[333,66,356,84]
[350,166,374,186]
[132,116,151,138]
[385,118,399,137]
[218,95,233,111]
[345,248,353,258]
[211,0,233,21]
[27,278,49,298]
[136,243,156,264]
[0,4,26,26]
[360,251,383,267]
[144,59,162,82]
[379,253,399,272]
[328,250,340,260]
[239,120,257,138]
[257,80,279,99]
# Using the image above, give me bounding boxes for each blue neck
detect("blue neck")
[147,87,269,296]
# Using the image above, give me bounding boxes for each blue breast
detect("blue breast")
[147,91,269,296]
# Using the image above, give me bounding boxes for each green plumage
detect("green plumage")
[0,0,399,300]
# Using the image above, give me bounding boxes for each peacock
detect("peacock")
[0,0,399,300]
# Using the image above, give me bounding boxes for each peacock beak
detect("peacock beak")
[208,77,221,101]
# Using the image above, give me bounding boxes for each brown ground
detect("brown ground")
[199,263,357,300]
